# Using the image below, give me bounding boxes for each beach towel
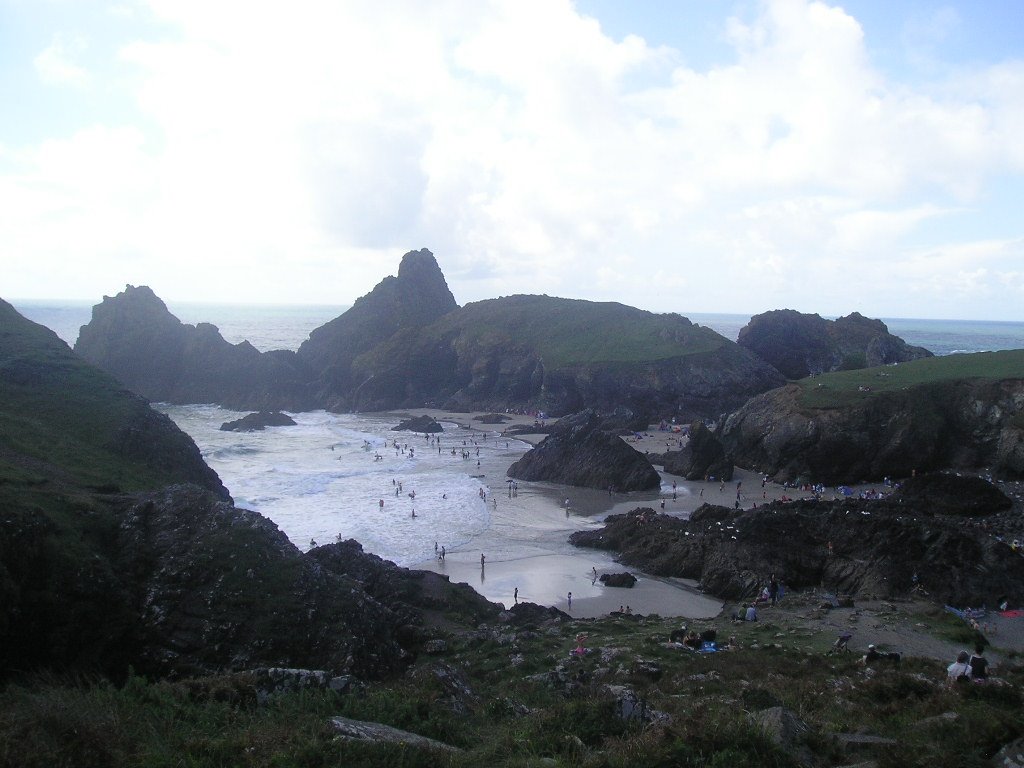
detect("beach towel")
[998,609,1024,618]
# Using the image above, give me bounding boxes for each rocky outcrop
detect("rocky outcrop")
[569,492,1024,605]
[352,294,785,420]
[74,252,784,421]
[719,356,1024,483]
[661,422,733,481]
[737,309,933,379]
[393,415,443,433]
[115,489,501,678]
[599,572,637,588]
[507,410,661,491]
[74,285,313,411]
[296,248,459,410]
[220,411,297,431]
[893,473,1014,516]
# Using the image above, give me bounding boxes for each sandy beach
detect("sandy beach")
[401,409,841,620]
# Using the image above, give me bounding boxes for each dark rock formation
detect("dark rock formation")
[662,422,733,481]
[352,294,785,420]
[296,248,459,410]
[220,411,297,431]
[570,498,1024,605]
[74,252,785,420]
[393,415,443,433]
[893,473,1013,516]
[74,285,312,410]
[738,309,933,379]
[507,410,661,491]
[599,572,637,588]
[719,357,1024,483]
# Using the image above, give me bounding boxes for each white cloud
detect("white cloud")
[3,0,1024,320]
[34,32,91,87]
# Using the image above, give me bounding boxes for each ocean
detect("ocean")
[13,299,1024,356]
[8,298,1023,613]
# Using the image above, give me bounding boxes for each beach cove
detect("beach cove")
[391,408,831,619]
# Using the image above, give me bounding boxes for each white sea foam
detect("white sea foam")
[158,405,528,566]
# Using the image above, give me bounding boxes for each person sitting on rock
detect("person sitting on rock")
[947,650,972,684]
[968,644,989,680]
[744,604,758,622]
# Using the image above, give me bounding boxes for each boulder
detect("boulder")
[220,411,297,431]
[393,414,443,433]
[662,421,733,481]
[507,410,661,491]
[329,716,461,753]
[599,572,638,588]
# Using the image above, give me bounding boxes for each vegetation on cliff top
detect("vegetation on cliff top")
[426,295,727,368]
[796,349,1024,410]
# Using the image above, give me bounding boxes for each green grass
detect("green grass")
[796,349,1024,409]
[4,615,1021,768]
[426,295,727,368]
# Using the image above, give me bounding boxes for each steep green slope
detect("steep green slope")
[1,299,228,496]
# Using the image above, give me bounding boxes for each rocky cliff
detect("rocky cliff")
[718,350,1024,483]
[344,294,785,420]
[507,410,661,491]
[296,248,459,410]
[737,309,933,379]
[1,299,499,680]
[570,477,1024,605]
[73,251,784,420]
[75,285,313,410]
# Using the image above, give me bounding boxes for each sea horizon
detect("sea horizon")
[11,298,1023,358]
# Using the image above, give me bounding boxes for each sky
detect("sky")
[2,0,1023,320]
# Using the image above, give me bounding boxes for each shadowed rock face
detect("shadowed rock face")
[738,310,933,379]
[74,285,313,411]
[719,376,1024,484]
[297,248,459,410]
[507,410,661,491]
[570,485,1024,605]
[662,422,734,481]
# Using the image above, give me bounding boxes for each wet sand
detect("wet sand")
[402,410,753,618]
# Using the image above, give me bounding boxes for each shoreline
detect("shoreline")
[397,408,748,619]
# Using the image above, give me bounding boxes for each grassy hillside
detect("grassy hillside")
[427,295,727,368]
[796,349,1024,409]
[0,300,227,674]
[2,598,1020,768]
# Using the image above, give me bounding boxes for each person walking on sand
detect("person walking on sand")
[481,553,486,568]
